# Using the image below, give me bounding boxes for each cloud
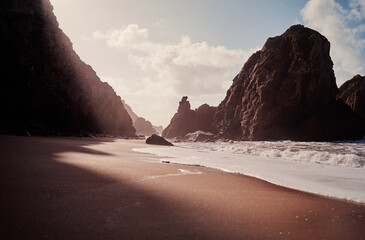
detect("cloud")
[93,24,258,96]
[301,0,365,85]
[93,24,152,50]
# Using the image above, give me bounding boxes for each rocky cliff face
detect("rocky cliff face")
[122,100,162,136]
[134,117,158,136]
[338,75,365,120]
[0,0,135,136]
[121,100,138,123]
[162,97,216,139]
[211,25,363,141]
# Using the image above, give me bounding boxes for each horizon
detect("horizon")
[49,0,365,127]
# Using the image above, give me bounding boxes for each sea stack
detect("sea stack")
[211,24,363,141]
[0,0,135,136]
[162,97,216,139]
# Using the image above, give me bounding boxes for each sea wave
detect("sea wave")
[178,139,365,168]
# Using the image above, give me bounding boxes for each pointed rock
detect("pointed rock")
[162,97,216,139]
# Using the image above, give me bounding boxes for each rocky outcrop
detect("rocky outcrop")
[134,117,157,136]
[338,75,365,121]
[162,97,217,139]
[122,100,162,136]
[0,0,135,136]
[122,100,138,123]
[146,134,174,146]
[211,24,363,141]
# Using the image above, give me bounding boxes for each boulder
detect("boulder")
[146,134,174,146]
[211,24,363,141]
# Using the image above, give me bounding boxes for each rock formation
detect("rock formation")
[146,134,174,146]
[162,97,216,139]
[121,100,138,123]
[0,0,135,136]
[122,100,162,136]
[134,117,158,136]
[211,24,363,141]
[338,75,365,121]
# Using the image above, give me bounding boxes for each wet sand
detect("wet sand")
[0,135,364,240]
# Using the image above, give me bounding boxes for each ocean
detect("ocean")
[134,138,365,203]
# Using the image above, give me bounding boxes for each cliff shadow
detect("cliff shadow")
[0,135,235,240]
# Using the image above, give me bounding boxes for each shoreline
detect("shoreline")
[135,141,365,204]
[138,153,365,206]
[1,135,365,239]
[153,159,365,206]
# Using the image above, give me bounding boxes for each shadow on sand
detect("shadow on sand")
[0,135,235,240]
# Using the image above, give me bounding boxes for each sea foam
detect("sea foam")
[134,139,365,203]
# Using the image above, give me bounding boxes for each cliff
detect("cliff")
[122,100,162,136]
[0,0,135,136]
[211,25,363,141]
[134,117,158,136]
[338,75,365,122]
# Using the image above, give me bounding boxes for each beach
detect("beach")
[0,135,364,239]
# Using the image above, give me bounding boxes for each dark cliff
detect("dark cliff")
[0,0,135,136]
[338,75,365,122]
[162,97,216,139]
[211,25,363,141]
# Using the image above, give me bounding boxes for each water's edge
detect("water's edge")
[133,140,365,204]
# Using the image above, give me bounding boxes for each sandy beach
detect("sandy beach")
[0,135,364,240]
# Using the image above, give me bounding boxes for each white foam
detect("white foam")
[134,139,365,203]
[139,169,202,181]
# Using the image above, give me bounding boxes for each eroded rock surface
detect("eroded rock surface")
[162,97,216,139]
[211,24,363,141]
[338,75,365,121]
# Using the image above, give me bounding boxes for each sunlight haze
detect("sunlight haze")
[49,0,365,127]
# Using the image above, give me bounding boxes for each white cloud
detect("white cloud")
[93,24,152,50]
[301,0,365,85]
[93,24,257,96]
[94,24,260,126]
[100,74,180,127]
[349,0,365,20]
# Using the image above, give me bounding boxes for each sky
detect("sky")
[49,0,365,127]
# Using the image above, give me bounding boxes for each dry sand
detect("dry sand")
[0,135,364,240]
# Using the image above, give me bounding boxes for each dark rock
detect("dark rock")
[146,134,174,146]
[0,0,135,137]
[338,75,365,121]
[211,24,363,141]
[162,97,216,139]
